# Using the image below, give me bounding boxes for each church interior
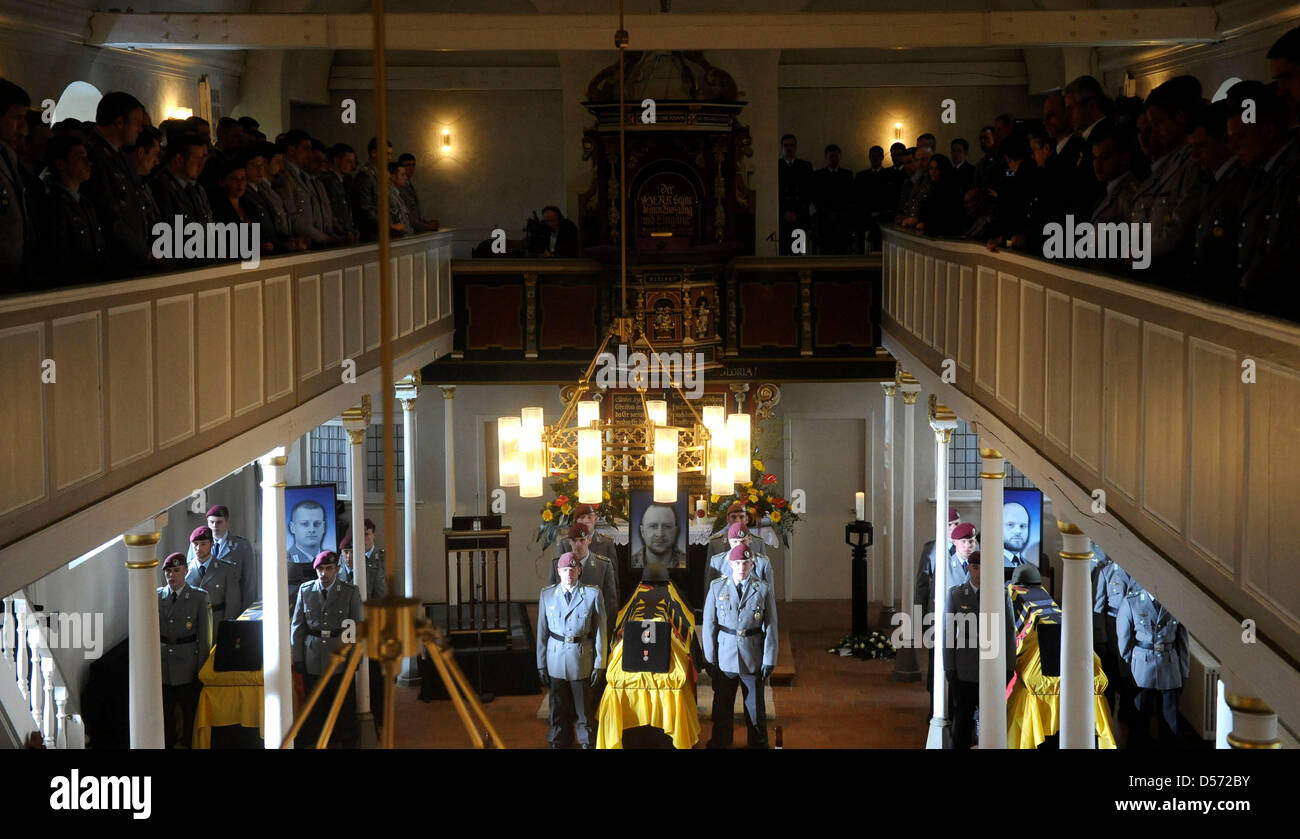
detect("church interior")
[1,0,1298,761]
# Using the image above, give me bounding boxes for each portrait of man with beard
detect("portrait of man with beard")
[1001,490,1041,568]
[630,495,688,569]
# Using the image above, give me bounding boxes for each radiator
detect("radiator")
[1180,636,1219,740]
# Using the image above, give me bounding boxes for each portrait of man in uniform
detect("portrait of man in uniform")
[1002,488,1042,568]
[629,491,688,569]
[284,485,338,566]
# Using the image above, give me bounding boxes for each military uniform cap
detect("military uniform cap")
[573,503,599,517]
[313,550,338,569]
[1011,564,1041,585]
[206,504,229,518]
[339,534,353,551]
[557,552,580,569]
[568,522,591,540]
[163,552,187,570]
[190,525,214,543]
[727,521,749,539]
[951,523,976,540]
[948,507,960,523]
[726,501,746,515]
[728,544,753,563]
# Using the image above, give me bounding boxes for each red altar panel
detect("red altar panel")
[465,284,524,350]
[814,281,873,348]
[540,284,599,350]
[739,283,798,348]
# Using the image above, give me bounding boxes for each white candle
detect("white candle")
[696,499,707,518]
[855,492,865,521]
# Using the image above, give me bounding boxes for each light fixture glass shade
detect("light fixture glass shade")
[653,426,677,503]
[709,425,732,495]
[497,416,520,487]
[519,407,545,498]
[702,405,725,430]
[578,428,602,504]
[577,400,600,428]
[646,399,667,425]
[727,413,751,483]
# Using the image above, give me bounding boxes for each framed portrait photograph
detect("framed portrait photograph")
[1001,488,1042,568]
[628,489,689,568]
[284,484,338,567]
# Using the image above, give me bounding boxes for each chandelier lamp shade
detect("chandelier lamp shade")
[497,416,520,488]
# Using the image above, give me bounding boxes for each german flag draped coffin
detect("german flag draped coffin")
[596,580,701,749]
[1006,583,1117,749]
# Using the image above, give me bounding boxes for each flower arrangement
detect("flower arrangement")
[534,472,629,550]
[706,456,801,547]
[828,631,896,661]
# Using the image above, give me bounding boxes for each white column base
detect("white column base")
[926,716,949,749]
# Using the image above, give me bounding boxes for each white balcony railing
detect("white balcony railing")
[881,227,1300,671]
[0,231,455,595]
[0,592,84,748]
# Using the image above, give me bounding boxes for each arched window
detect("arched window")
[1211,77,1242,103]
[53,81,103,123]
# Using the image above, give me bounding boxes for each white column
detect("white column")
[396,374,422,686]
[1057,520,1096,749]
[259,448,294,749]
[13,595,29,705]
[441,386,457,527]
[124,525,164,749]
[879,381,897,620]
[926,400,957,749]
[978,440,1008,749]
[54,685,68,749]
[891,373,922,681]
[1224,687,1281,749]
[343,397,372,715]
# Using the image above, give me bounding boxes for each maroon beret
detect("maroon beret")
[727,521,749,539]
[557,552,579,569]
[573,503,598,517]
[951,523,976,541]
[190,526,213,543]
[206,505,229,519]
[949,507,960,524]
[567,522,591,540]
[163,552,187,570]
[339,535,353,551]
[727,544,753,563]
[313,550,339,569]
[364,518,376,532]
[726,501,747,515]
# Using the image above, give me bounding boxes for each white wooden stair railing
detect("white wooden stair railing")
[0,592,85,748]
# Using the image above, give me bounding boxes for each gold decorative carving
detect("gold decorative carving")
[123,532,161,547]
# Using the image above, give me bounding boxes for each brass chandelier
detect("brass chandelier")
[498,0,750,507]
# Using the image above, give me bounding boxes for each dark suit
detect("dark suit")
[950,160,976,196]
[777,156,813,254]
[1191,158,1247,301]
[812,166,855,254]
[149,167,213,230]
[854,166,899,251]
[0,141,36,290]
[1239,140,1300,318]
[944,581,1015,749]
[540,218,579,257]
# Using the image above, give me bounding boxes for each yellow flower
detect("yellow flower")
[561,504,572,515]
[568,472,577,479]
[710,494,719,504]
[771,510,782,523]
[542,509,554,522]
[752,459,763,471]
[748,493,758,503]
[602,490,611,500]
[743,481,753,489]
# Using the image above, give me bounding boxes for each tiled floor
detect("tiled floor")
[390,600,932,749]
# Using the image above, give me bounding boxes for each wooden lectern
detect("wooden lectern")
[443,524,511,642]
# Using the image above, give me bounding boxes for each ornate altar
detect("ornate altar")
[579,51,755,261]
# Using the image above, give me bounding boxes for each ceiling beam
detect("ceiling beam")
[88,9,1222,52]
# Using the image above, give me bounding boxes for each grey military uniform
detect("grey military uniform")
[339,546,388,598]
[148,167,213,230]
[1094,561,1133,618]
[186,556,242,623]
[158,583,212,685]
[703,573,778,675]
[38,179,107,285]
[1128,143,1205,273]
[1091,171,1140,225]
[1239,139,1300,315]
[536,582,606,747]
[1117,590,1189,691]
[943,582,1014,684]
[320,170,355,235]
[547,552,616,636]
[351,162,380,236]
[189,533,258,608]
[706,549,773,587]
[273,160,329,245]
[557,532,618,563]
[291,578,364,676]
[388,185,411,232]
[1191,157,1247,298]
[914,540,969,612]
[248,180,293,241]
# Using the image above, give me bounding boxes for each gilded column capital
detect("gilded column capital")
[1056,521,1094,560]
[440,385,456,400]
[881,382,897,398]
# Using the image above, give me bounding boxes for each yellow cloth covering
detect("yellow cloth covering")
[596,581,701,750]
[192,602,266,748]
[1006,585,1116,749]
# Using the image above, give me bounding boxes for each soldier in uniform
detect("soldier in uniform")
[185,525,242,625]
[186,505,258,607]
[322,144,358,238]
[1093,548,1134,719]
[702,544,778,749]
[706,521,773,586]
[358,518,389,598]
[0,78,36,290]
[943,550,1015,749]
[38,135,107,285]
[81,91,153,273]
[286,498,328,606]
[1188,102,1247,300]
[158,552,212,749]
[1117,584,1189,747]
[291,550,364,748]
[918,519,976,715]
[337,532,386,728]
[1127,76,1206,282]
[708,500,769,560]
[631,502,688,569]
[536,552,607,749]
[350,136,391,240]
[547,523,617,639]
[148,134,213,233]
[555,503,617,561]
[274,129,334,247]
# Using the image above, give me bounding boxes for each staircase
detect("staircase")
[1,592,85,749]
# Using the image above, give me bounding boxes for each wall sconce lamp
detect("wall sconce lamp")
[893,122,903,141]
[440,127,451,154]
[166,106,194,120]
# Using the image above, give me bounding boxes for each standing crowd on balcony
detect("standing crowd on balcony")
[778,25,1300,322]
[0,82,439,295]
